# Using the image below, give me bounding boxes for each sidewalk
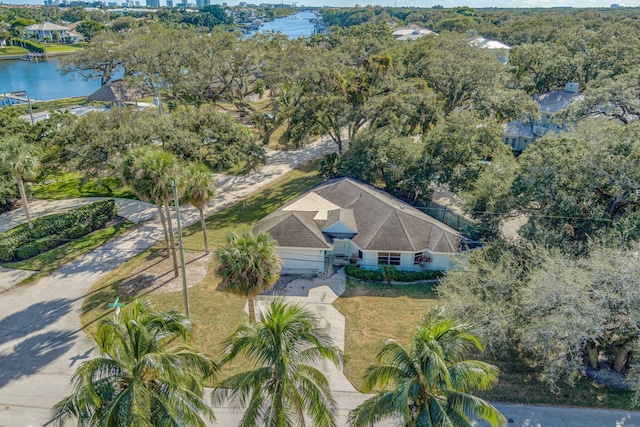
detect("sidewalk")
[0,137,335,426]
[1,137,639,426]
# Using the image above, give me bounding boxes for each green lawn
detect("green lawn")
[2,220,137,285]
[332,279,636,409]
[44,44,82,53]
[332,280,440,391]
[0,46,29,56]
[80,161,325,379]
[33,173,135,200]
[9,97,94,114]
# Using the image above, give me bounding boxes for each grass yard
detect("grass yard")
[2,220,137,286]
[333,279,636,409]
[0,46,29,56]
[477,357,634,409]
[44,45,82,53]
[333,280,440,391]
[33,173,135,200]
[9,97,93,114]
[80,161,325,379]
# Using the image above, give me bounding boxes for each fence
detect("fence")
[392,190,476,239]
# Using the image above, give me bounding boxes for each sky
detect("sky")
[1,0,636,9]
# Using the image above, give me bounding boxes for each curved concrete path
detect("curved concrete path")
[0,138,335,426]
[1,136,639,426]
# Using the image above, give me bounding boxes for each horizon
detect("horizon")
[0,0,637,8]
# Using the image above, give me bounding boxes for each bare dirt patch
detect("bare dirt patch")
[119,250,212,296]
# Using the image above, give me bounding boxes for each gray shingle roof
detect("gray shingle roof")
[504,120,534,137]
[254,178,465,253]
[25,22,71,31]
[533,90,583,113]
[87,80,146,103]
[323,208,357,233]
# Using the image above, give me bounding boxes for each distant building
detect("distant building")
[146,0,159,6]
[392,26,436,41]
[166,0,173,6]
[611,3,622,7]
[503,82,583,152]
[469,36,511,64]
[24,22,83,43]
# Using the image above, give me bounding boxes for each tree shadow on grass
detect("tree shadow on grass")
[203,171,323,231]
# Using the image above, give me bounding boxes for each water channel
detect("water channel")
[0,10,318,101]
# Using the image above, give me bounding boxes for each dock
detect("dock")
[0,92,43,108]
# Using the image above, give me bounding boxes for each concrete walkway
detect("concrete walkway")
[1,137,639,426]
[0,138,335,426]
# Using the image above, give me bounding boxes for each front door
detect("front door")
[333,240,346,256]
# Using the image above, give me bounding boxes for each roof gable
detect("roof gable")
[322,209,357,235]
[255,178,465,254]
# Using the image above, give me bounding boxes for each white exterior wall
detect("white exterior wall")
[360,251,378,269]
[277,247,324,274]
[359,249,454,271]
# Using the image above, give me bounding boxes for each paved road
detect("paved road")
[0,139,335,426]
[1,137,639,426]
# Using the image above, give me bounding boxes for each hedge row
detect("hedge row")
[345,265,444,282]
[0,200,117,262]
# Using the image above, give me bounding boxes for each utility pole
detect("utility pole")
[171,180,190,318]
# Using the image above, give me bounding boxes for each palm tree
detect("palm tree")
[121,147,179,277]
[348,308,507,427]
[0,136,40,229]
[215,231,280,323]
[213,298,342,427]
[181,163,215,253]
[52,298,218,427]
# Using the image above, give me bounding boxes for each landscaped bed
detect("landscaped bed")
[345,265,444,283]
[80,161,325,381]
[0,199,118,262]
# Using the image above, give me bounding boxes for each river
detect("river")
[0,11,318,101]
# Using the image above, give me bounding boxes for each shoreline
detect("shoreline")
[0,50,77,61]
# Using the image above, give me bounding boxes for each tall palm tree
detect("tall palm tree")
[52,298,218,427]
[215,231,280,323]
[181,163,215,253]
[0,136,40,229]
[121,147,179,277]
[213,298,342,427]
[348,308,507,427]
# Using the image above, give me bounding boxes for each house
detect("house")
[24,23,83,43]
[392,26,436,41]
[503,82,583,152]
[469,36,510,64]
[254,178,470,275]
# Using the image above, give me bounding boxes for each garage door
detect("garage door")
[278,248,323,274]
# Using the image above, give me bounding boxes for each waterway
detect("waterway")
[0,11,319,101]
[256,10,318,39]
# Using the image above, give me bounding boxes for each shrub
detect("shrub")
[345,265,444,282]
[0,199,117,261]
[15,235,61,259]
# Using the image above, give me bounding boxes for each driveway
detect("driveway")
[0,138,335,426]
[1,136,639,426]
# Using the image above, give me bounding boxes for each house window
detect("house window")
[414,253,433,265]
[504,138,509,143]
[511,139,516,148]
[378,252,401,266]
